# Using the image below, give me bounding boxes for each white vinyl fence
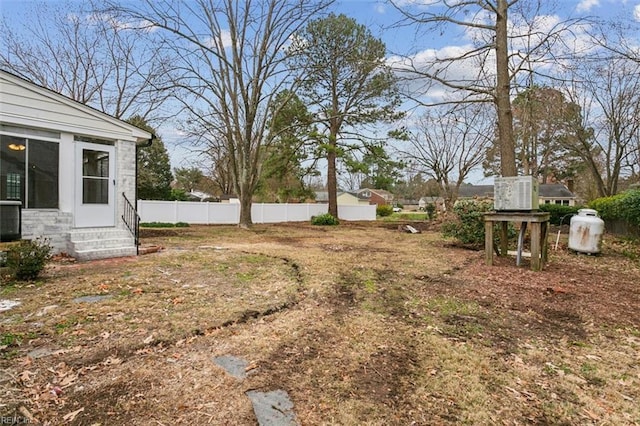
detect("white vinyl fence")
[137,201,376,224]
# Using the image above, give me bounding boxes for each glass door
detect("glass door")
[75,142,115,227]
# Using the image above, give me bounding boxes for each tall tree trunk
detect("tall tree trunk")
[327,133,338,218]
[495,0,517,177]
[238,186,253,228]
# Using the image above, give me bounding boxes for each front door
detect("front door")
[75,142,116,227]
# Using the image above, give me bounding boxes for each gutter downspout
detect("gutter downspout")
[133,135,154,255]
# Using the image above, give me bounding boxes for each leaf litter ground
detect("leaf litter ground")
[1,222,639,425]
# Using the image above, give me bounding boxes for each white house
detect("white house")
[0,70,152,260]
[314,191,363,205]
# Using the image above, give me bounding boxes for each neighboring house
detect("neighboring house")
[188,190,218,202]
[220,194,240,204]
[457,185,495,200]
[455,183,577,206]
[538,183,576,206]
[314,191,362,205]
[418,196,446,212]
[356,188,394,206]
[0,69,152,260]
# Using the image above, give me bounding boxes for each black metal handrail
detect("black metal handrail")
[122,192,140,255]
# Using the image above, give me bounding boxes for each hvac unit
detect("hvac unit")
[493,176,539,211]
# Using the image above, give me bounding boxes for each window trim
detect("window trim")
[0,125,61,141]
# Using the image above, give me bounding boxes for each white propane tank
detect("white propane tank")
[568,209,605,254]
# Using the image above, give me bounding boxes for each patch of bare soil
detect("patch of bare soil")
[1,223,639,425]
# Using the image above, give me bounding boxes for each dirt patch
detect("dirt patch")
[1,223,639,424]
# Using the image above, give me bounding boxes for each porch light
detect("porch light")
[8,143,26,151]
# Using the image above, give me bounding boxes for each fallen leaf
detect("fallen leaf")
[143,335,154,344]
[133,288,143,295]
[59,373,78,388]
[18,370,35,384]
[582,408,599,421]
[63,407,84,422]
[18,406,36,423]
[103,356,122,366]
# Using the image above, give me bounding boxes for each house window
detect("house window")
[562,200,569,206]
[1,134,59,208]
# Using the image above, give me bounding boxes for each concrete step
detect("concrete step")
[73,246,137,261]
[69,229,132,241]
[71,237,135,252]
[69,228,136,261]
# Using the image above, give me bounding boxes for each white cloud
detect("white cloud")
[83,13,157,33]
[390,0,438,6]
[203,30,233,50]
[576,0,600,12]
[388,42,495,105]
[634,4,640,21]
[375,3,386,14]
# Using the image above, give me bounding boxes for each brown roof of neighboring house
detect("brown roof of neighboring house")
[456,183,575,199]
[356,188,394,200]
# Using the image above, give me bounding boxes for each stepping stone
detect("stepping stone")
[27,347,56,359]
[212,355,250,379]
[36,305,59,316]
[246,389,298,426]
[0,299,21,312]
[72,295,113,303]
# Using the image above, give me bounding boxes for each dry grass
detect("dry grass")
[1,222,639,425]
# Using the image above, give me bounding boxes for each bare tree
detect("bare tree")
[561,57,640,197]
[0,1,172,120]
[402,104,494,208]
[484,86,587,183]
[103,0,331,227]
[203,145,234,197]
[390,0,586,178]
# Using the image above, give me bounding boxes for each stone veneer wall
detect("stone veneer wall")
[21,210,73,254]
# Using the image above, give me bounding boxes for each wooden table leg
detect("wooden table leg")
[485,220,494,266]
[500,222,509,256]
[541,220,549,266]
[530,222,541,271]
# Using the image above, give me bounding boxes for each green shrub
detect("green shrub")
[442,199,516,247]
[589,189,640,226]
[6,237,52,281]
[311,213,339,226]
[376,205,393,217]
[538,204,582,225]
[425,203,436,220]
[140,222,190,228]
[618,189,640,227]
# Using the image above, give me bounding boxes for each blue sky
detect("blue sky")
[2,0,639,184]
